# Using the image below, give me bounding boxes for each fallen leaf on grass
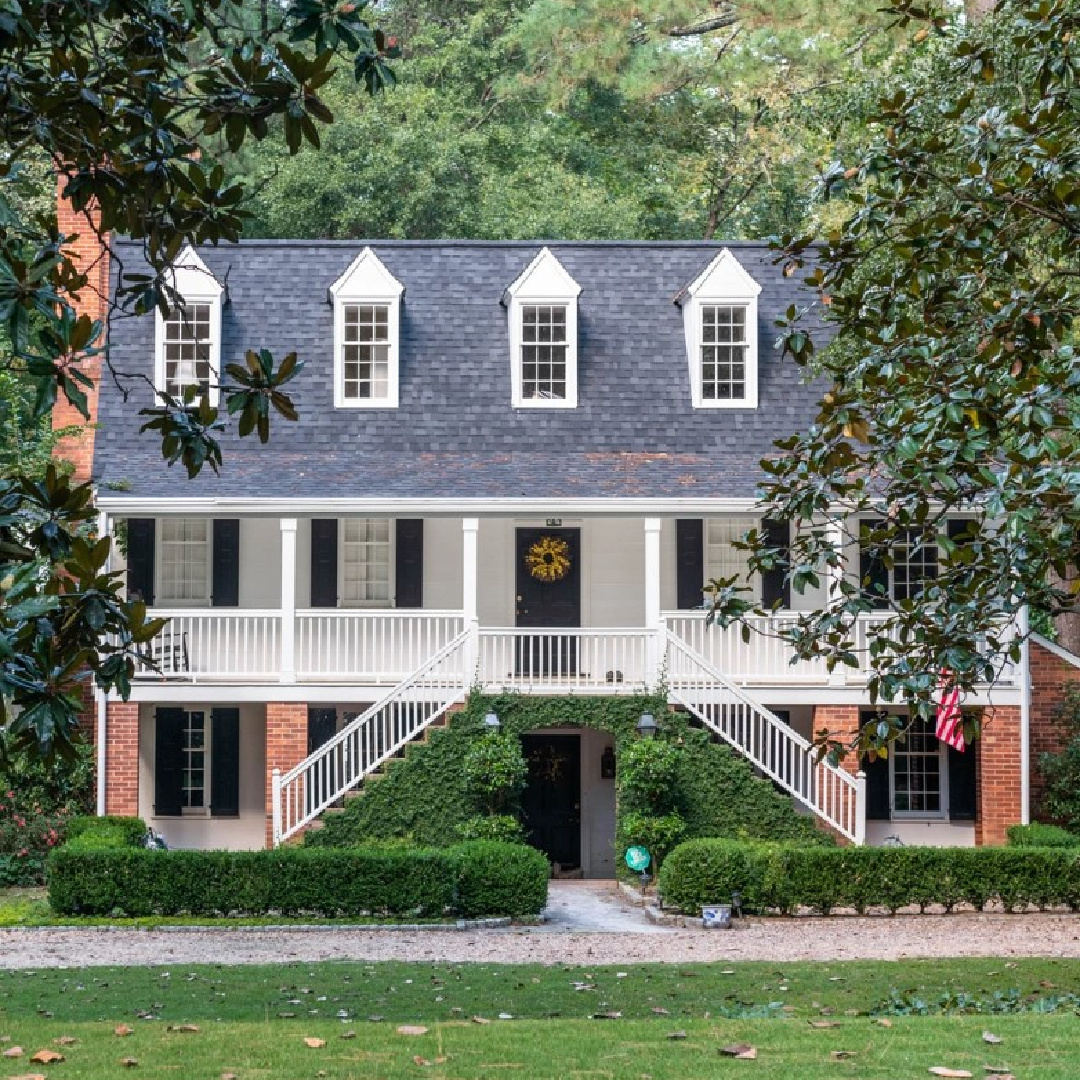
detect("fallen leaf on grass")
[167,1025,199,1034]
[928,1070,973,1078]
[340,1032,356,1040]
[808,1021,840,1029]
[876,1019,893,1028]
[396,1026,428,1036]
[303,1037,326,1048]
[121,1057,139,1067]
[982,1032,1002,1045]
[413,1056,431,1067]
[28,1052,63,1065]
[6,1074,45,1080]
[471,1017,490,1025]
[1,1048,23,1059]
[221,1074,239,1079]
[720,1044,758,1059]
[114,1025,134,1037]
[831,1051,856,1060]
[590,1012,622,1020]
[667,1031,687,1040]
[55,1037,77,1047]
[982,1070,1015,1077]
[651,1007,670,1016]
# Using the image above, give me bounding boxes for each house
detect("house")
[53,195,1056,872]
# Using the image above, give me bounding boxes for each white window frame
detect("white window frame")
[330,248,403,410]
[680,248,761,410]
[154,246,224,407]
[889,714,949,820]
[338,517,394,607]
[705,516,761,603]
[156,517,211,607]
[505,247,581,409]
[180,708,208,814]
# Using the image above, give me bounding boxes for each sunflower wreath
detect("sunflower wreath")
[526,535,571,583]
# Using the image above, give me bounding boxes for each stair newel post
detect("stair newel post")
[271,768,283,848]
[854,769,867,846]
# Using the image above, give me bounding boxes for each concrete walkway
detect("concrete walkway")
[536,880,670,934]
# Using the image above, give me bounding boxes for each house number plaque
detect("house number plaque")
[545,518,562,527]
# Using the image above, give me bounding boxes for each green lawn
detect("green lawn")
[2,958,1080,1077]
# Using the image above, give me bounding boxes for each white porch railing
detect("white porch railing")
[273,629,472,845]
[295,610,465,682]
[477,628,652,693]
[137,609,282,680]
[665,630,865,843]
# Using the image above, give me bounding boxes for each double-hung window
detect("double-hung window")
[680,248,761,409]
[341,518,391,605]
[705,517,759,600]
[154,246,224,406]
[891,716,945,816]
[505,248,581,408]
[158,518,210,604]
[860,521,939,608]
[331,248,403,409]
[181,710,206,810]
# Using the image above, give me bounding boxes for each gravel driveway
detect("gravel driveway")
[5,910,1080,969]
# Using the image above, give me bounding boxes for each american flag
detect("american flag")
[935,670,965,752]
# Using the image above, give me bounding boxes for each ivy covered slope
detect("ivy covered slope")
[306,694,826,850]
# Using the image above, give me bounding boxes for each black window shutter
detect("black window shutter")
[127,519,156,605]
[307,707,337,755]
[154,707,185,817]
[210,708,240,817]
[310,519,338,608]
[947,517,977,545]
[395,519,424,608]
[761,518,791,610]
[860,710,892,820]
[212,519,241,608]
[859,518,889,610]
[948,740,977,821]
[676,519,705,610]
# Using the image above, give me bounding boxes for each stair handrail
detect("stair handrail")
[665,630,864,843]
[274,627,471,845]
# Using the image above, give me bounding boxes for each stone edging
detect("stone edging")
[5,917,512,933]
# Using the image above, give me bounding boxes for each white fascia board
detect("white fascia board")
[167,245,225,300]
[505,247,582,300]
[328,246,405,300]
[95,495,765,517]
[684,247,762,301]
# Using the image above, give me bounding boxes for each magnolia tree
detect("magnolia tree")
[710,0,1080,759]
[0,0,397,758]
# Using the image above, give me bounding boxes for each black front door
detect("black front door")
[306,708,337,814]
[516,528,581,676]
[521,734,581,870]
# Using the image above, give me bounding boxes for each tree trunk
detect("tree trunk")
[1048,565,1080,657]
[965,0,996,20]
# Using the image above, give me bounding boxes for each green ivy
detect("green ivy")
[307,694,827,859]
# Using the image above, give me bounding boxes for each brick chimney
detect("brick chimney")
[52,173,110,485]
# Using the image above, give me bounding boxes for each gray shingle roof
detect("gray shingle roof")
[94,240,827,502]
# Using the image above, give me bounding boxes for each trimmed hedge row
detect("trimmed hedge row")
[1007,823,1080,848]
[64,815,147,850]
[47,840,547,919]
[658,838,1080,915]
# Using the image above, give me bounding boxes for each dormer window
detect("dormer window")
[330,248,403,409]
[505,248,581,408]
[679,248,761,409]
[154,246,224,406]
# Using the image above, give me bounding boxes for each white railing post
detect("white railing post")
[271,768,282,848]
[854,769,867,846]
[280,518,297,683]
[644,518,663,685]
[827,516,848,686]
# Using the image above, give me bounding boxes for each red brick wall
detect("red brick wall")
[1029,640,1080,813]
[811,705,862,777]
[52,174,109,484]
[104,701,139,817]
[265,703,308,847]
[975,704,1022,846]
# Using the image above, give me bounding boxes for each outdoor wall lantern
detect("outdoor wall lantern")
[483,712,501,731]
[636,713,658,739]
[600,746,616,779]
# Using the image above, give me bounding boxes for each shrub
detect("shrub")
[1037,684,1080,830]
[450,841,549,919]
[617,810,686,870]
[1007,823,1080,848]
[47,843,548,919]
[65,816,147,849]
[618,739,682,809]
[462,732,528,816]
[0,789,68,886]
[658,839,1080,916]
[455,815,526,844]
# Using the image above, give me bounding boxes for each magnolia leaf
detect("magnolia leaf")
[396,1026,428,1036]
[303,1037,326,1048]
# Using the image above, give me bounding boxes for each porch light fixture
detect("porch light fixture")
[636,713,658,739]
[483,712,501,731]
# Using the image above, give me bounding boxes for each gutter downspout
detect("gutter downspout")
[1019,605,1031,825]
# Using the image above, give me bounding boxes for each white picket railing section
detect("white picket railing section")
[138,609,282,680]
[665,630,865,843]
[272,629,471,845]
[477,628,652,692]
[295,610,465,682]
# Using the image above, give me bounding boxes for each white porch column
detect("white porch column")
[96,510,111,817]
[280,518,297,683]
[644,518,663,683]
[462,518,480,677]
[826,516,847,686]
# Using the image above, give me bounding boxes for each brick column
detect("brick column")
[265,703,308,848]
[1029,641,1080,812]
[811,705,863,777]
[52,175,109,485]
[975,705,1022,846]
[104,701,140,816]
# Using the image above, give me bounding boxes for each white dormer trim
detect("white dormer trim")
[505,247,581,409]
[679,248,761,410]
[329,247,404,409]
[154,246,225,406]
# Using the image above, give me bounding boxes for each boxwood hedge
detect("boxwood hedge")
[1007,823,1080,848]
[47,841,548,919]
[659,838,1080,915]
